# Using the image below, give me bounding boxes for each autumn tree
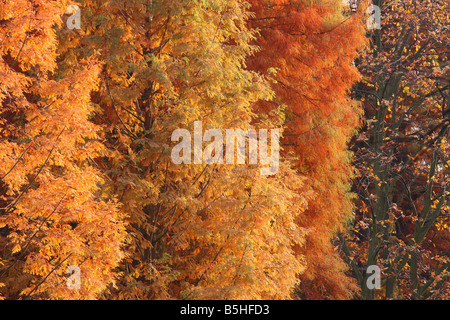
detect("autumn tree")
[52,0,313,299]
[246,0,367,299]
[0,0,126,299]
[342,0,450,299]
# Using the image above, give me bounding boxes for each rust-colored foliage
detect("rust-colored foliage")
[246,0,367,299]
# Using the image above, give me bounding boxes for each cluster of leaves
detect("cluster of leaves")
[0,0,126,299]
[342,0,450,299]
[0,0,367,300]
[246,0,367,299]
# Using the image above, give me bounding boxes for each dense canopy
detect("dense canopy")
[0,0,448,300]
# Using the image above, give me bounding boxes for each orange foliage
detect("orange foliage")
[247,0,367,299]
[0,0,125,299]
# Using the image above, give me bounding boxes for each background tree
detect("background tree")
[342,0,450,299]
